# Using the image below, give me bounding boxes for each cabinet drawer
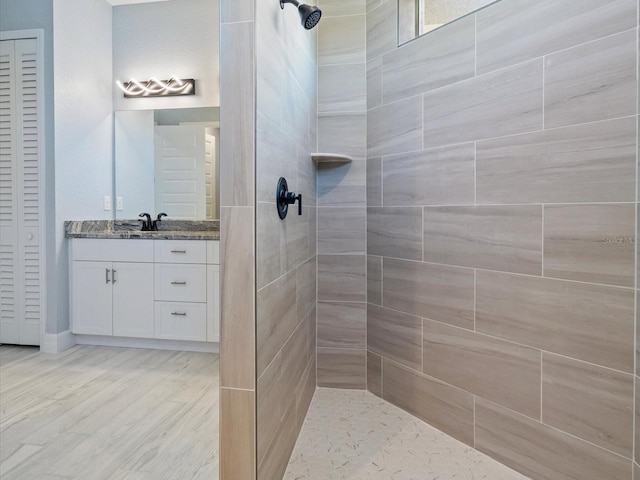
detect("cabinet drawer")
[155,264,206,302]
[155,240,206,264]
[154,302,206,341]
[206,240,220,265]
[72,239,154,263]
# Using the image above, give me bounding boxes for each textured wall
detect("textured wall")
[254,1,318,478]
[315,0,368,389]
[365,0,639,478]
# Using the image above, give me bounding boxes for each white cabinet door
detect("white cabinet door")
[112,262,154,338]
[154,301,206,341]
[206,264,219,342]
[71,261,112,335]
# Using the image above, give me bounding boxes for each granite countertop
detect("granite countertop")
[65,219,220,240]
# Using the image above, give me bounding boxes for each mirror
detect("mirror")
[399,0,500,44]
[115,107,220,220]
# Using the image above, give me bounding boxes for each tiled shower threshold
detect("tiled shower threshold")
[284,388,528,479]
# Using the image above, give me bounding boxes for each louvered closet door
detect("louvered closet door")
[0,38,41,345]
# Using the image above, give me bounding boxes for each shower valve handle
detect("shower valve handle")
[276,177,302,219]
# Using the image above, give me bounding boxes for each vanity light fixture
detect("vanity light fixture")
[116,76,195,98]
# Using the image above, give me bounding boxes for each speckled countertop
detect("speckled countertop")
[64,219,220,240]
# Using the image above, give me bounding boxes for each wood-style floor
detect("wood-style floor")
[0,345,219,480]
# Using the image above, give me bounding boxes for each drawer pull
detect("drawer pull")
[106,268,110,284]
[171,250,187,254]
[171,312,187,316]
[171,281,187,285]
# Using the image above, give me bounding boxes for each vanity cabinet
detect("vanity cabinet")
[69,238,219,345]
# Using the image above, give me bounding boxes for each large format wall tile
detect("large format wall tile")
[366,158,382,207]
[317,255,366,301]
[476,270,634,372]
[423,320,541,419]
[635,379,640,464]
[296,257,316,322]
[317,301,366,348]
[318,113,366,158]
[383,359,475,446]
[318,160,366,207]
[476,0,637,74]
[367,58,382,110]
[544,29,637,128]
[367,304,423,371]
[382,14,475,104]
[383,144,475,206]
[368,97,422,157]
[318,207,366,254]
[367,207,422,260]
[366,0,396,61]
[423,60,543,149]
[318,15,366,65]
[221,388,255,480]
[476,117,637,204]
[318,0,365,17]
[542,353,633,457]
[256,202,282,289]
[476,398,632,480]
[317,347,367,388]
[423,205,542,275]
[256,114,297,203]
[318,64,366,113]
[367,255,382,305]
[544,203,635,287]
[383,258,474,330]
[257,402,297,480]
[367,351,382,397]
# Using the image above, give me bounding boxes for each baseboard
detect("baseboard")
[74,334,219,353]
[41,330,76,353]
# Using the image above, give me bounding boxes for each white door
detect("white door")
[112,262,154,338]
[0,37,42,345]
[71,261,113,336]
[154,126,205,219]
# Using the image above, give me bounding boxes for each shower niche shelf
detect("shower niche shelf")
[311,153,353,165]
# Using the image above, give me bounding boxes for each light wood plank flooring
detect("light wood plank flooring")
[0,345,219,480]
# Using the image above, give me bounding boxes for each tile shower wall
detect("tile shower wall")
[364,0,639,478]
[255,1,318,478]
[315,0,369,389]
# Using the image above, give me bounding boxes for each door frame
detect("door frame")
[0,29,47,348]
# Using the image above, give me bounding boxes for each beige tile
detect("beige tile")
[367,304,422,371]
[542,352,633,457]
[476,270,635,372]
[256,270,297,377]
[318,113,366,158]
[318,0,365,16]
[366,157,382,207]
[318,207,366,254]
[318,15,366,65]
[257,352,288,465]
[476,398,632,480]
[635,462,640,480]
[308,206,316,257]
[221,0,253,22]
[423,319,541,419]
[283,202,310,271]
[368,98,422,157]
[220,22,254,207]
[256,113,297,204]
[318,64,366,113]
[382,359,474,446]
[296,257,316,323]
[544,203,635,287]
[366,0,381,13]
[220,207,255,390]
[317,301,366,348]
[476,0,638,74]
[382,143,475,206]
[636,378,640,464]
[545,29,637,128]
[256,201,282,289]
[383,258,474,330]
[366,0,396,61]
[318,160,366,207]
[295,356,316,433]
[366,351,382,397]
[257,401,297,480]
[281,72,311,150]
[476,117,637,204]
[382,14,474,104]
[256,29,285,129]
[221,388,255,480]
[317,254,366,301]
[281,317,313,402]
[297,147,317,207]
[423,60,543,149]
[317,348,367,388]
[423,205,543,275]
[367,58,382,110]
[367,207,422,260]
[367,255,382,305]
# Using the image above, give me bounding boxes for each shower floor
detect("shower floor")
[284,388,528,480]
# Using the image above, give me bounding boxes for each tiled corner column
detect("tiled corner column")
[365,0,638,479]
[315,0,368,389]
[219,0,256,478]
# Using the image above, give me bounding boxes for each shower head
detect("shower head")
[280,0,322,29]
